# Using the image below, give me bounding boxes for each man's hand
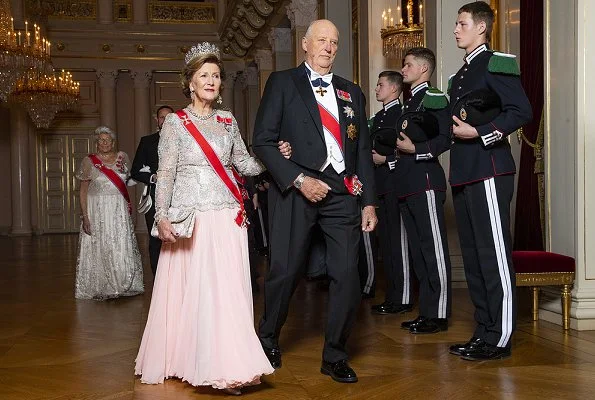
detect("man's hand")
[361,205,378,232]
[372,150,386,165]
[299,176,331,203]
[396,133,416,153]
[452,116,479,139]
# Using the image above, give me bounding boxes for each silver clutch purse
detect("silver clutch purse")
[150,208,196,239]
[137,184,153,215]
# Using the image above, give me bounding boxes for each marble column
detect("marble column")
[267,28,293,72]
[233,71,247,144]
[97,0,113,24]
[242,66,260,148]
[221,62,243,111]
[130,69,152,231]
[254,49,273,96]
[323,0,353,79]
[96,70,118,131]
[286,0,318,67]
[10,107,32,236]
[539,0,595,330]
[130,69,152,146]
[133,0,149,24]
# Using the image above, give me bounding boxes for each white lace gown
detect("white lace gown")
[75,152,144,300]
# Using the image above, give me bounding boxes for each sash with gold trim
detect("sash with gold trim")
[88,153,132,214]
[176,110,249,228]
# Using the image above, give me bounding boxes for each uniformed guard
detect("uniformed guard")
[448,2,532,361]
[393,47,452,334]
[368,71,414,314]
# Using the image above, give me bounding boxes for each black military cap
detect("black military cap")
[398,112,440,143]
[372,127,397,156]
[452,89,502,127]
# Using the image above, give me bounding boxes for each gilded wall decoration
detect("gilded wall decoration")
[148,1,216,24]
[25,0,96,20]
[114,0,132,22]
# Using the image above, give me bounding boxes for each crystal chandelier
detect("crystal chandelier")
[9,70,80,128]
[380,0,425,62]
[0,0,52,101]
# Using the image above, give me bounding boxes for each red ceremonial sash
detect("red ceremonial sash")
[176,110,249,227]
[232,167,250,201]
[88,153,132,214]
[317,103,343,150]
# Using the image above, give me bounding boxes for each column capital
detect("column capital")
[244,66,259,88]
[96,70,118,88]
[286,0,317,30]
[234,71,247,88]
[267,27,292,53]
[130,70,153,88]
[254,49,273,70]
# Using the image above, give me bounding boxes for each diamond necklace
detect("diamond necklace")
[186,107,216,120]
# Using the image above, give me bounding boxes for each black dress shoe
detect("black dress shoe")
[409,318,448,334]
[460,342,511,361]
[401,315,425,330]
[449,337,484,356]
[262,347,282,369]
[372,302,413,315]
[320,359,358,383]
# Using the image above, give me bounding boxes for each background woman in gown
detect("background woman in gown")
[75,126,144,300]
[134,42,290,396]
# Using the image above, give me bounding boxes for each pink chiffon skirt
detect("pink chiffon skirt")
[134,208,274,389]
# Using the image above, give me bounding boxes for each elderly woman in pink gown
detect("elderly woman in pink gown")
[134,42,290,396]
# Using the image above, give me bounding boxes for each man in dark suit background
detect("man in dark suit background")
[131,105,173,276]
[252,19,377,384]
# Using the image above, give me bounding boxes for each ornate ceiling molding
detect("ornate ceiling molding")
[219,0,287,58]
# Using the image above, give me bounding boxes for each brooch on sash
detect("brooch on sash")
[347,123,358,140]
[343,105,355,119]
[337,89,352,102]
[344,175,363,196]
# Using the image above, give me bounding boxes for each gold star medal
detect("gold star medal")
[460,107,467,121]
[347,123,357,140]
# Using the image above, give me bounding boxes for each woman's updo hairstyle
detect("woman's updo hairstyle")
[180,42,226,99]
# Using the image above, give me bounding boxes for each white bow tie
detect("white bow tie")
[309,70,333,85]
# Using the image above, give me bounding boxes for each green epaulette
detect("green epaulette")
[447,74,455,95]
[367,116,374,130]
[423,87,448,110]
[488,51,521,75]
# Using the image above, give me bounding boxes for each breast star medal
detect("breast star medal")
[347,123,357,140]
[343,105,355,119]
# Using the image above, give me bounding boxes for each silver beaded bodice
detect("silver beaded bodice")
[154,108,264,223]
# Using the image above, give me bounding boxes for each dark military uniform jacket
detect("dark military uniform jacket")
[370,98,401,195]
[392,81,450,198]
[448,44,533,186]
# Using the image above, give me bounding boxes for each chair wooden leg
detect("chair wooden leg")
[532,287,540,321]
[561,284,572,330]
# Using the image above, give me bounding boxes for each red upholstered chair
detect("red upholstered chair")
[513,251,575,330]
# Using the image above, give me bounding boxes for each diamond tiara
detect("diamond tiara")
[184,42,221,65]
